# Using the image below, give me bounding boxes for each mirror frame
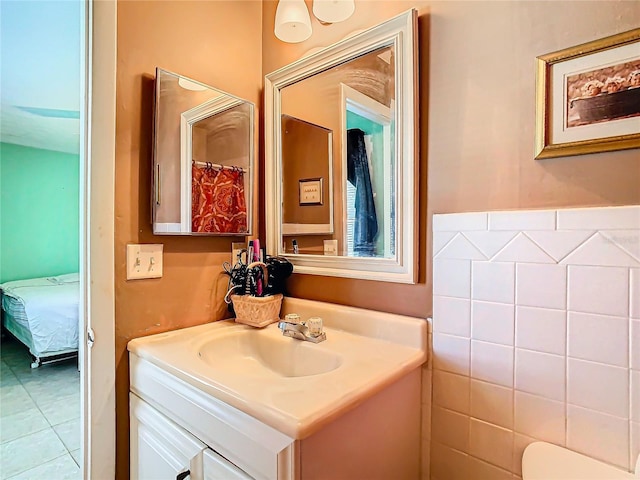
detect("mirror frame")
[265,9,418,283]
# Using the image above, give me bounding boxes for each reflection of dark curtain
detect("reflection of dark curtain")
[347,128,378,256]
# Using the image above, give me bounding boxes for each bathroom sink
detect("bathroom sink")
[197,328,342,377]
[128,297,427,439]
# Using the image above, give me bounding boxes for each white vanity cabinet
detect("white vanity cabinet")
[130,394,205,480]
[203,450,253,480]
[130,394,251,480]
[129,354,297,480]
[129,352,422,480]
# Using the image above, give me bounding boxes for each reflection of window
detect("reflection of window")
[343,83,394,258]
[346,170,356,256]
[346,128,378,256]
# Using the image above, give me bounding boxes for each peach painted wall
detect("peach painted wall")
[114,1,262,477]
[261,0,640,319]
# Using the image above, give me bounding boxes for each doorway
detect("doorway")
[0,1,83,477]
[1,1,117,478]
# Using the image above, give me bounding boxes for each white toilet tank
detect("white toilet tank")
[522,442,637,479]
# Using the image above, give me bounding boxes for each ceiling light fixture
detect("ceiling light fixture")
[274,0,356,43]
[274,0,313,44]
[178,78,208,91]
[312,0,355,24]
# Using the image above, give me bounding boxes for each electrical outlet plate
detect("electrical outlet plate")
[126,244,163,280]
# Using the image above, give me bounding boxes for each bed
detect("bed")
[1,273,80,368]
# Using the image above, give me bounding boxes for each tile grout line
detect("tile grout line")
[3,452,77,480]
[512,255,518,474]
[0,420,51,446]
[556,230,600,264]
[50,421,76,456]
[9,357,80,428]
[2,351,53,435]
[509,255,518,464]
[2,346,63,477]
[467,248,473,471]
[0,431,69,479]
[565,261,570,448]
[628,267,633,472]
[1,359,30,439]
[1,341,80,476]
[433,231,459,258]
[13,365,61,431]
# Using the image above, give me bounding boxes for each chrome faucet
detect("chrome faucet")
[278,318,326,343]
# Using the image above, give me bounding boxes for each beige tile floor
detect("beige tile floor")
[0,336,80,479]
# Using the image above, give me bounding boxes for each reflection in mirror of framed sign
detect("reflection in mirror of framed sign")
[152,68,255,235]
[299,178,323,205]
[265,9,418,283]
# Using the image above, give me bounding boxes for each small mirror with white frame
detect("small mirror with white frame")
[152,68,254,235]
[265,9,418,283]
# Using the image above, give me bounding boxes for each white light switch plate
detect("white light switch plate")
[126,244,163,280]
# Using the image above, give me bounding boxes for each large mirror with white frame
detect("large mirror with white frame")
[152,68,254,235]
[265,9,418,283]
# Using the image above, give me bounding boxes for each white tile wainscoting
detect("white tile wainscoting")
[430,206,639,480]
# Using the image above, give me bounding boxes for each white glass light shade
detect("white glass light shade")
[274,0,312,43]
[312,0,355,23]
[178,77,207,91]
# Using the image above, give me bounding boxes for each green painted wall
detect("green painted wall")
[0,143,79,283]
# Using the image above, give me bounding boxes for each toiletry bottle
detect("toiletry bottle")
[253,239,261,262]
[253,239,262,296]
[247,240,254,266]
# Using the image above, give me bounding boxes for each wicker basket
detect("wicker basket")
[231,294,283,328]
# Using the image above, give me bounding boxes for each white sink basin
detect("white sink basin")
[128,297,427,439]
[197,328,342,377]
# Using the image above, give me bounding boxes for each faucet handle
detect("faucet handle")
[284,313,301,323]
[307,317,323,337]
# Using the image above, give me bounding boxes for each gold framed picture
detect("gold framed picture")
[535,28,640,160]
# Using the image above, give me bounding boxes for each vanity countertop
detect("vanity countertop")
[128,298,427,439]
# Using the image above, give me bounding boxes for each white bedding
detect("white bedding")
[1,273,79,356]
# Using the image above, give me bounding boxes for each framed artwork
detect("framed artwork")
[299,178,323,205]
[535,28,640,159]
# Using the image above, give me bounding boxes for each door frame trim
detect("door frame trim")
[80,0,117,477]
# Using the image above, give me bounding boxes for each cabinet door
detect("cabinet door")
[203,449,252,480]
[131,394,206,480]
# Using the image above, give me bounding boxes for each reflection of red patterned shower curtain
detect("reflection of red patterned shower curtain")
[192,164,247,233]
